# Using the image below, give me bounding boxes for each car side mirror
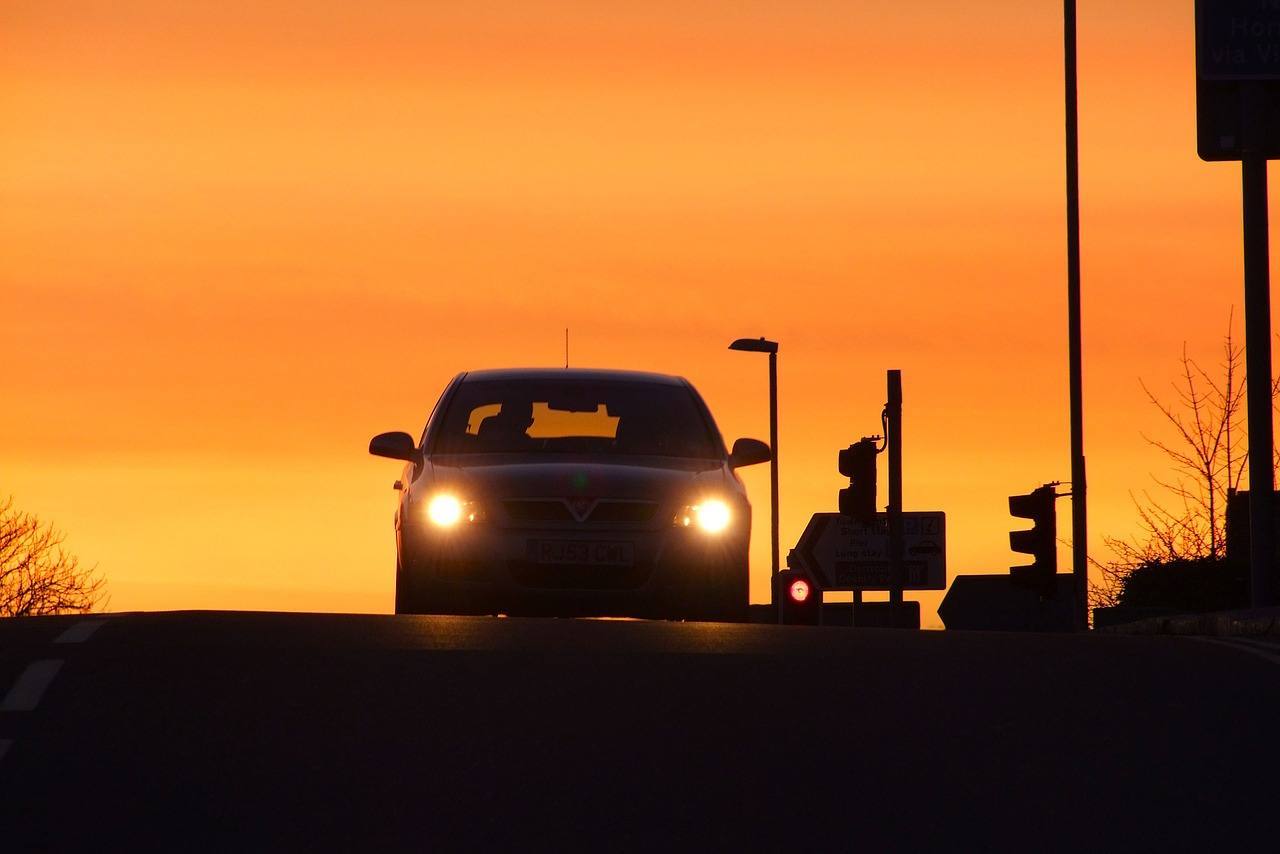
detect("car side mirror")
[729,437,772,469]
[369,431,419,462]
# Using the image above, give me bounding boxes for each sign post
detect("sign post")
[886,371,905,623]
[1242,140,1275,608]
[1196,1,1280,606]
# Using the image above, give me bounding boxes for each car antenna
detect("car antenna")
[565,327,569,369]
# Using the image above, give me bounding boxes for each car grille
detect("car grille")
[508,561,652,590]
[503,500,575,522]
[585,501,658,523]
[502,499,658,525]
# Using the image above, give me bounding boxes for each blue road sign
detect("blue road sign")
[1198,1,1280,81]
[1196,1,1280,160]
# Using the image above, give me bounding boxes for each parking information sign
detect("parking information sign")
[790,512,946,592]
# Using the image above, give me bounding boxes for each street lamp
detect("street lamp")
[728,337,780,595]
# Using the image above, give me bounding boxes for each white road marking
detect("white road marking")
[0,660,65,712]
[54,619,106,644]
[1193,636,1280,667]
[1220,635,1280,655]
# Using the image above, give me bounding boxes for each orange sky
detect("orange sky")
[2,1,1274,625]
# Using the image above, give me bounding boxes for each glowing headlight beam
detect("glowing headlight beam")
[427,494,464,527]
[679,499,731,534]
[695,500,731,533]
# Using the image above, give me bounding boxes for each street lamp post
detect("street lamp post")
[729,337,780,600]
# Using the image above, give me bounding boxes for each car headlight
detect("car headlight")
[426,493,484,527]
[674,498,732,534]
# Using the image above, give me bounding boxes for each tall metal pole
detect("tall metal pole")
[886,370,904,617]
[1242,104,1275,606]
[768,350,780,581]
[1065,0,1089,629]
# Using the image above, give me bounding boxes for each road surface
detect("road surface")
[1,611,1277,851]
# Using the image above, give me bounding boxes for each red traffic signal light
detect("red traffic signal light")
[774,569,821,625]
[837,439,878,523]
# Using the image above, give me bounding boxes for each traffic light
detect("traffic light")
[838,439,878,523]
[1009,484,1057,596]
[774,568,821,625]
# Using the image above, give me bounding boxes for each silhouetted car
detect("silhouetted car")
[369,368,771,620]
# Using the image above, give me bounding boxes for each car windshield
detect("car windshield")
[432,379,720,458]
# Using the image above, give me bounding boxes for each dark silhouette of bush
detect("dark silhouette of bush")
[1117,555,1247,614]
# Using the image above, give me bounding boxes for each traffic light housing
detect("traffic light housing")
[1009,485,1057,596]
[774,568,821,625]
[838,439,878,523]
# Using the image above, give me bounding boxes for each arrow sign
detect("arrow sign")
[790,512,946,591]
[938,574,1074,632]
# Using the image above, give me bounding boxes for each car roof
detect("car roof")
[459,368,689,386]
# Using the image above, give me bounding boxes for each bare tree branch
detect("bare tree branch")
[1091,314,1254,610]
[0,497,107,617]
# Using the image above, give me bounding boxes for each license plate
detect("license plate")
[533,540,635,567]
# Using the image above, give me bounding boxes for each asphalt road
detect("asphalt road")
[1,611,1277,851]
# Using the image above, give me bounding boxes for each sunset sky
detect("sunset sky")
[2,1,1272,625]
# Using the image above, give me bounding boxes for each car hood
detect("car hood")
[425,455,733,502]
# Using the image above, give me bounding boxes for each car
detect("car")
[368,368,771,620]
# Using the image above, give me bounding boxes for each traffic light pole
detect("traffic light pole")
[886,371,904,617]
[1064,0,1088,630]
[769,349,780,584]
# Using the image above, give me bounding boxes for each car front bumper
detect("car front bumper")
[399,521,748,617]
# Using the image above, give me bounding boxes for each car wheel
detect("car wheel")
[684,569,748,623]
[395,558,487,616]
[394,556,420,615]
